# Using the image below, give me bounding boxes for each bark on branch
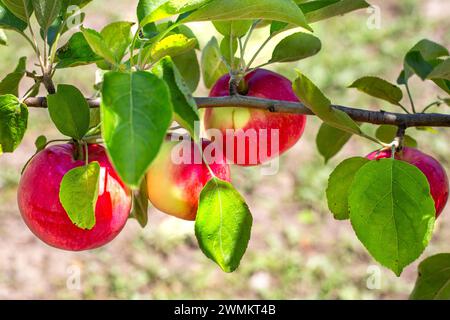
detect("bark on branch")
[24,95,450,128]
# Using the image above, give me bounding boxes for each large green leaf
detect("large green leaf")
[56,32,102,68]
[349,76,404,107]
[47,84,90,140]
[201,37,228,89]
[0,56,26,96]
[59,161,100,230]
[1,0,33,22]
[349,159,436,276]
[173,49,200,92]
[0,2,27,31]
[152,57,199,136]
[410,253,450,300]
[100,21,134,64]
[195,178,253,273]
[270,32,321,63]
[0,94,27,152]
[184,0,312,32]
[149,33,197,63]
[101,71,173,188]
[326,157,369,220]
[31,0,61,31]
[427,59,450,81]
[316,123,352,163]
[80,27,116,65]
[293,71,361,135]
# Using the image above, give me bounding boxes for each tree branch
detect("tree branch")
[24,95,450,128]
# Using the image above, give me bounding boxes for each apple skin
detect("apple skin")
[367,147,449,217]
[146,139,231,221]
[204,69,307,166]
[17,144,132,251]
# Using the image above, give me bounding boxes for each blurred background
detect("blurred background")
[0,0,449,299]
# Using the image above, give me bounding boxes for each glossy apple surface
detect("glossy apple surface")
[146,139,231,221]
[204,69,307,166]
[367,147,449,217]
[17,144,132,251]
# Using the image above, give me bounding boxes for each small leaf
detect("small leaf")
[349,159,436,276]
[201,37,228,88]
[31,0,62,31]
[136,0,158,38]
[409,39,449,61]
[100,21,134,64]
[376,125,418,148]
[410,253,450,300]
[326,157,369,220]
[34,135,47,151]
[47,84,90,140]
[349,76,404,107]
[427,59,450,81]
[56,32,102,68]
[316,123,352,163]
[0,3,27,31]
[59,161,100,230]
[0,29,7,45]
[152,57,200,136]
[130,175,149,228]
[219,35,237,66]
[150,33,197,63]
[405,51,434,81]
[0,56,27,96]
[101,71,173,188]
[173,49,200,92]
[1,0,33,22]
[0,94,28,152]
[80,26,116,65]
[293,71,361,135]
[213,20,252,37]
[270,32,321,63]
[195,178,253,273]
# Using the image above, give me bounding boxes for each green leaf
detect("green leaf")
[100,21,134,64]
[31,0,61,31]
[59,161,100,230]
[140,0,214,26]
[152,57,199,136]
[326,157,369,220]
[56,32,102,68]
[0,56,26,96]
[409,39,449,61]
[219,35,237,66]
[293,71,361,135]
[201,37,228,89]
[405,51,434,81]
[427,59,450,81]
[410,253,450,300]
[316,123,352,163]
[375,125,418,148]
[303,0,369,23]
[34,134,47,151]
[137,0,158,38]
[0,29,6,45]
[47,84,90,140]
[270,32,321,63]
[130,175,149,228]
[149,33,197,63]
[80,27,116,66]
[195,178,253,273]
[0,2,27,31]
[101,71,173,188]
[349,159,436,276]
[349,76,404,107]
[1,0,33,22]
[173,49,200,92]
[0,94,27,152]
[184,0,312,32]
[213,20,252,37]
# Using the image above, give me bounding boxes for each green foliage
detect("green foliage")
[0,56,26,96]
[34,134,47,151]
[349,76,404,108]
[349,159,436,276]
[427,59,450,81]
[213,20,253,37]
[0,94,27,152]
[0,2,27,31]
[131,176,149,228]
[173,50,200,92]
[56,32,102,68]
[410,253,450,300]
[195,178,253,273]
[270,32,321,63]
[326,157,369,220]
[0,29,6,45]
[31,0,61,31]
[1,0,33,22]
[149,33,197,63]
[101,71,172,188]
[316,123,352,163]
[375,125,418,148]
[59,161,100,230]
[201,37,228,88]
[47,84,90,140]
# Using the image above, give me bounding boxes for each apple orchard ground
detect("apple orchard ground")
[1,0,450,299]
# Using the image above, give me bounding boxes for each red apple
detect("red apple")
[146,138,231,221]
[203,69,307,166]
[367,147,449,217]
[17,144,132,251]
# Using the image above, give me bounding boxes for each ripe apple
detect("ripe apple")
[203,68,307,166]
[17,144,132,251]
[367,147,449,217]
[146,139,231,221]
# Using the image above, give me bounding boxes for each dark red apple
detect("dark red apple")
[146,139,231,221]
[203,69,307,166]
[17,144,132,251]
[367,147,449,217]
